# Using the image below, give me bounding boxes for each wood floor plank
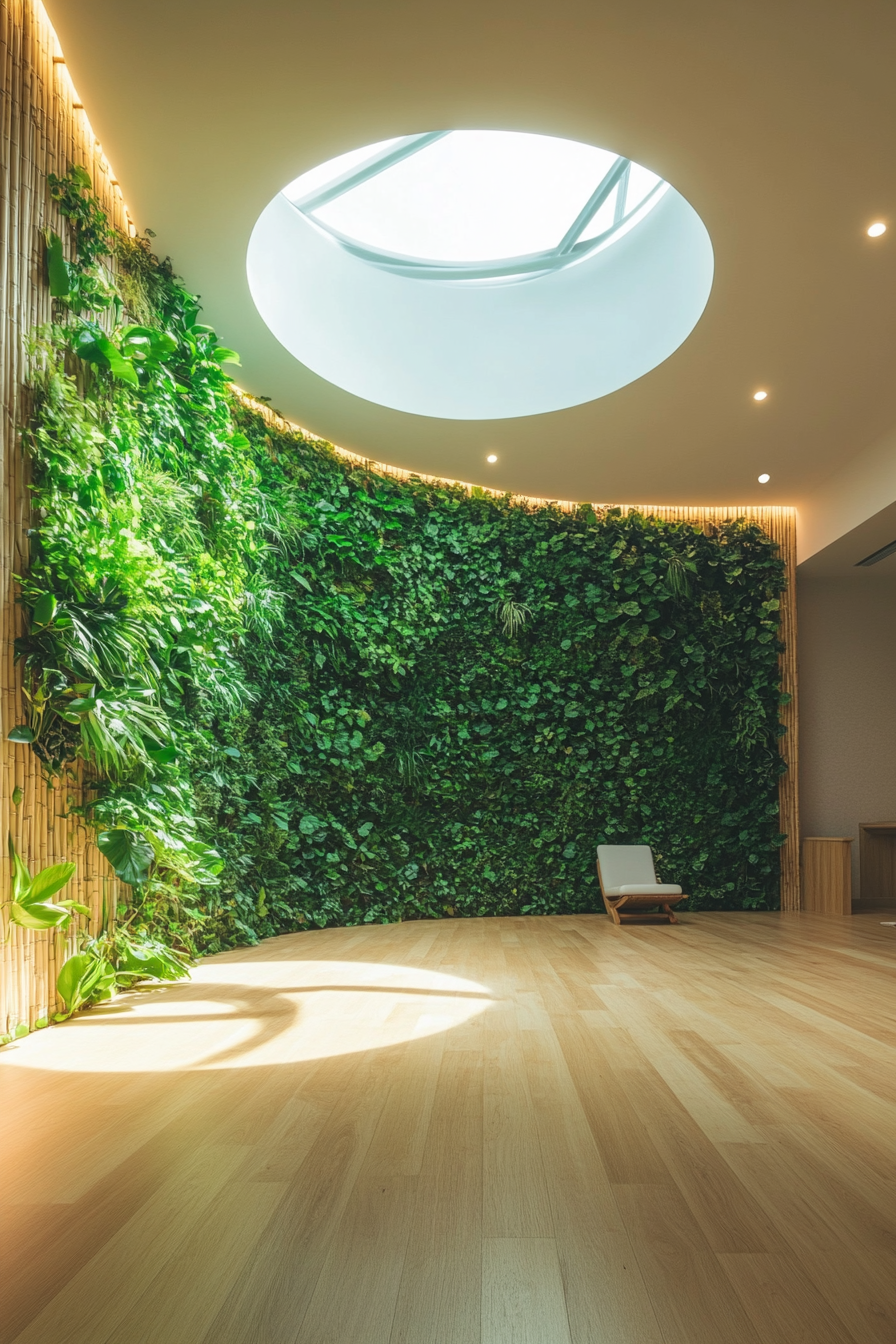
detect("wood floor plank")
[612,1184,763,1344]
[295,1100,417,1341]
[196,1050,394,1344]
[483,1005,554,1238]
[482,1239,572,1344]
[717,1252,862,1344]
[617,1062,787,1255]
[718,1138,896,1344]
[519,1024,666,1344]
[7,1141,252,1344]
[390,1050,483,1344]
[550,1012,675,1185]
[108,1178,286,1344]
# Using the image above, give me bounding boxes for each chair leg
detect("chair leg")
[661,904,678,923]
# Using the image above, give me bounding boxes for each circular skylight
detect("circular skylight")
[248,130,713,419]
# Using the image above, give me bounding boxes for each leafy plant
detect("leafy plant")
[495,597,533,638]
[113,930,191,983]
[54,929,190,1022]
[2,834,86,932]
[55,942,117,1017]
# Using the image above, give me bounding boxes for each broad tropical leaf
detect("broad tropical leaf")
[97,829,154,886]
[27,861,77,904]
[9,899,72,930]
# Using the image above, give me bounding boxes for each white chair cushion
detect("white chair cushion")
[597,845,682,897]
[597,844,658,889]
[614,883,682,896]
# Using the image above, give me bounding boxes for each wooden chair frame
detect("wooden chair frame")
[597,856,688,925]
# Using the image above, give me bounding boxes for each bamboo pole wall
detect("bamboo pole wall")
[0,0,128,1036]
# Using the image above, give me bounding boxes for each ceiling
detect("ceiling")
[45,0,896,512]
[798,499,896,580]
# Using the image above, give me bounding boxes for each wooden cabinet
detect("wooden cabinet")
[802,837,853,914]
[859,823,896,909]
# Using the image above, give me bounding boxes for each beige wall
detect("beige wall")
[797,574,896,898]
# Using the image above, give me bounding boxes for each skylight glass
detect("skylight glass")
[282,130,670,280]
[248,129,714,419]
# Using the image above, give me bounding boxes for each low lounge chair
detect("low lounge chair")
[596,844,688,924]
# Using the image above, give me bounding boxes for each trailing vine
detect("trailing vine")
[14,166,789,978]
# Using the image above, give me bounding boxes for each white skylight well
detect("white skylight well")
[249,130,713,418]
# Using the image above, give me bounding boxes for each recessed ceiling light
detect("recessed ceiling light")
[753,389,768,401]
[486,454,498,463]
[867,221,887,238]
[758,473,770,483]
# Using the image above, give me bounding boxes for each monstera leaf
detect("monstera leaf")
[96,828,154,886]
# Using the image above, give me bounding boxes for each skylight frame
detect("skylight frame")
[286,132,669,282]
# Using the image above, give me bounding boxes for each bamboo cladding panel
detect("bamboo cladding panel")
[0,0,128,1036]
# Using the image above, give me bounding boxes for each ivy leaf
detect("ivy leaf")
[119,326,178,365]
[8,725,35,743]
[65,697,98,714]
[115,934,190,982]
[97,829,154,886]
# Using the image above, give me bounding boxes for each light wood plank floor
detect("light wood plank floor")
[1,912,894,1344]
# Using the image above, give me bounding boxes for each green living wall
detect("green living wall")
[17,168,787,963]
